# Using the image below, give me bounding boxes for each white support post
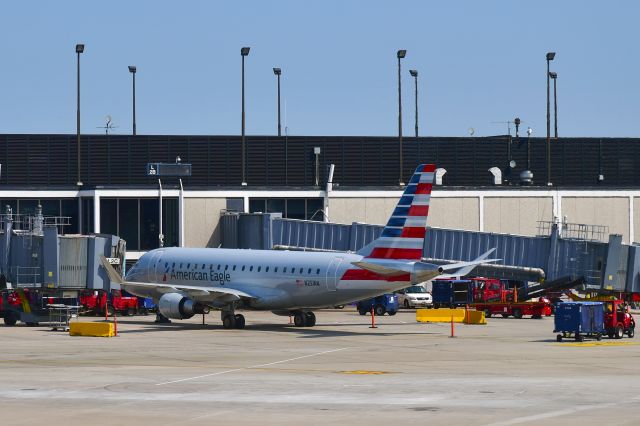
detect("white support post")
[178,179,185,247]
[629,195,634,244]
[478,195,484,232]
[93,193,100,233]
[78,196,83,234]
[243,195,249,213]
[158,179,164,247]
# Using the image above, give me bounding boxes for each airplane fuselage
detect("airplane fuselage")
[125,247,412,310]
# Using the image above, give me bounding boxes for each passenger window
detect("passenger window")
[187,263,190,268]
[307,268,311,274]
[217,264,221,270]
[250,266,254,272]
[233,265,237,271]
[275,267,278,273]
[165,262,168,268]
[283,267,287,273]
[265,266,269,272]
[202,264,205,269]
[299,268,303,274]
[242,266,246,271]
[225,265,229,271]
[172,263,175,268]
[257,266,261,272]
[180,263,183,268]
[316,268,320,274]
[292,268,296,274]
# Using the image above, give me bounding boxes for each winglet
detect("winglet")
[100,255,124,284]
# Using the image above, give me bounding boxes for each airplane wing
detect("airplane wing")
[99,256,256,302]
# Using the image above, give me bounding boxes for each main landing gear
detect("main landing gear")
[293,311,316,327]
[221,308,246,330]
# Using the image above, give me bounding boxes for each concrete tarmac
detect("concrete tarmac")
[0,308,639,425]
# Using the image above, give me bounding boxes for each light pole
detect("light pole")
[397,49,406,186]
[241,47,250,186]
[409,69,418,138]
[546,51,555,186]
[76,43,84,187]
[549,71,558,139]
[128,66,137,135]
[273,67,282,137]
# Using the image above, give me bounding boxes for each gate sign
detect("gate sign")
[146,162,192,177]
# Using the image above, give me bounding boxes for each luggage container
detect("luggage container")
[554,302,605,342]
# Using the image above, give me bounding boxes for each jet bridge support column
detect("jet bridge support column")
[93,193,100,234]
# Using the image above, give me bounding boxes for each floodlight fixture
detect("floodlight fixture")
[241,47,250,56]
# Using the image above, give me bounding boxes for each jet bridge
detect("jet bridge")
[220,212,640,293]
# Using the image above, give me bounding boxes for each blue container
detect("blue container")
[554,302,605,335]
[432,280,473,307]
[356,294,399,315]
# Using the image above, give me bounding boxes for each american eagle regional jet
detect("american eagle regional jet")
[100,164,497,329]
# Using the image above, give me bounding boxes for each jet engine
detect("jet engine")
[158,293,210,319]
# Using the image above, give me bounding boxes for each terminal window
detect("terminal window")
[249,198,324,221]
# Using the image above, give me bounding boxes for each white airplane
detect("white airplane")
[100,164,497,329]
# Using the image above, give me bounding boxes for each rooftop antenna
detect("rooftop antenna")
[490,120,512,135]
[284,99,289,136]
[97,115,117,135]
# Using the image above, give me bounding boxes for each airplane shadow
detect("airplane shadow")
[109,318,439,338]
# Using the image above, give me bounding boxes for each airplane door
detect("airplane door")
[326,257,343,291]
[147,251,163,283]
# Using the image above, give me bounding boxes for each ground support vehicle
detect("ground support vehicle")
[476,300,552,319]
[396,285,432,308]
[2,289,76,326]
[357,294,399,316]
[137,297,156,315]
[555,300,635,341]
[603,300,635,339]
[79,290,138,316]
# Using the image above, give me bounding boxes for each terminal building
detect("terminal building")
[1,133,639,261]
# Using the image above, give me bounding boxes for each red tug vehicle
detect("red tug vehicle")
[604,299,635,339]
[79,290,138,316]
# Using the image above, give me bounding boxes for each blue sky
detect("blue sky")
[1,1,637,137]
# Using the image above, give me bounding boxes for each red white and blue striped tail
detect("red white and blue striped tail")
[366,164,435,260]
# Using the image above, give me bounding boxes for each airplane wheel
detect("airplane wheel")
[304,312,316,327]
[222,314,236,329]
[294,312,306,327]
[234,314,245,329]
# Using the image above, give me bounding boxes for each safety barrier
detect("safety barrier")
[69,322,115,337]
[416,308,486,325]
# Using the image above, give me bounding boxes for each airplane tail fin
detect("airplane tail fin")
[358,164,435,260]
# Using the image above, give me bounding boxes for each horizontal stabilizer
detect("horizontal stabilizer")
[438,249,500,278]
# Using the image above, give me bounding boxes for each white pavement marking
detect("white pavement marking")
[155,347,350,386]
[486,402,617,426]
